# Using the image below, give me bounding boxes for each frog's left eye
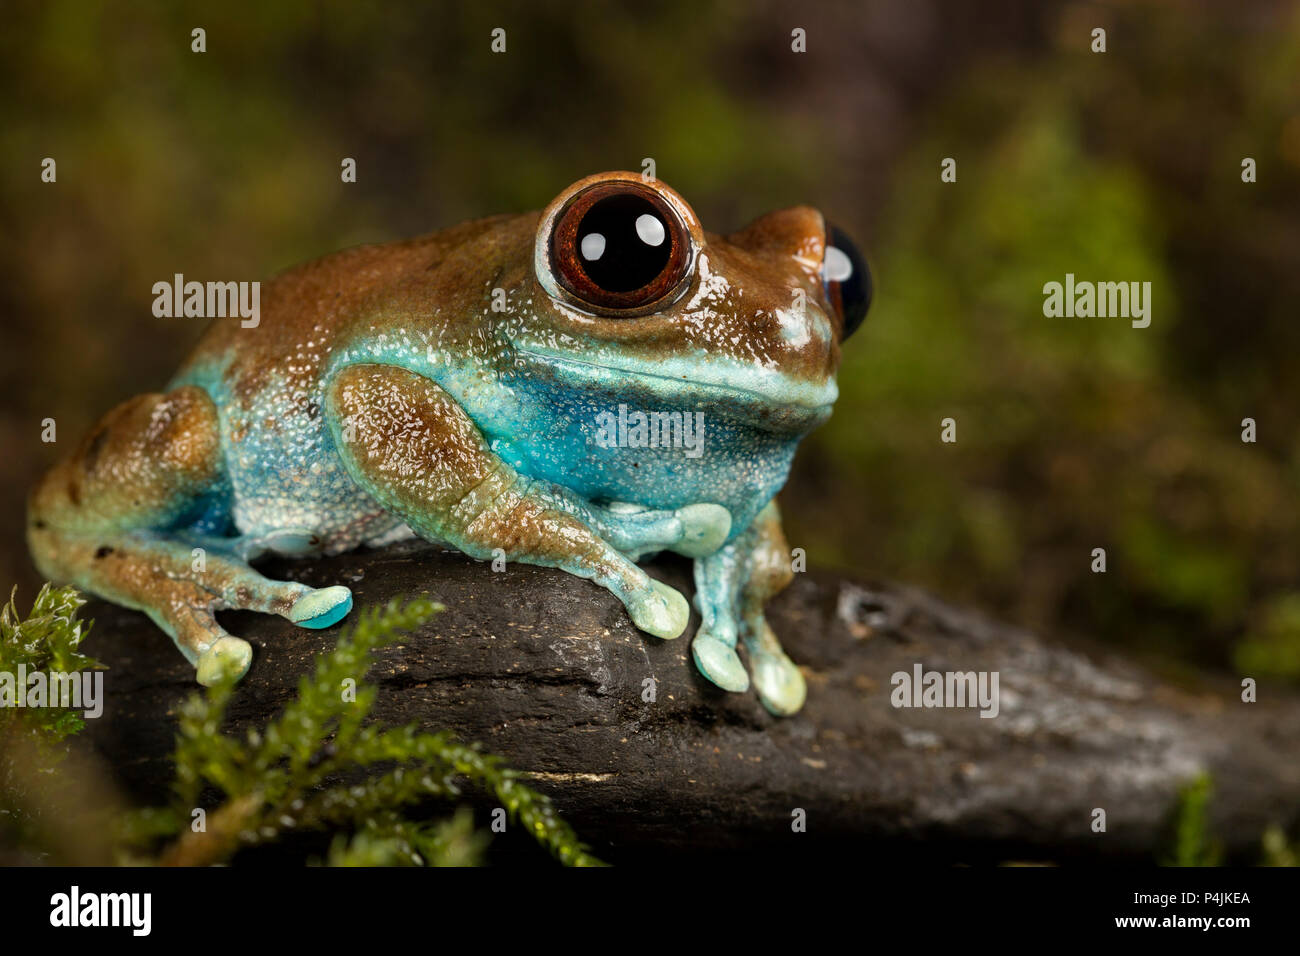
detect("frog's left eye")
[546,182,692,316]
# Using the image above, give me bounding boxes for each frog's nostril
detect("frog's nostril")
[823,224,872,340]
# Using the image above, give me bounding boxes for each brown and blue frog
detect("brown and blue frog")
[27,172,870,715]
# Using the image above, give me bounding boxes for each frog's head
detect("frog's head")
[508,171,870,434]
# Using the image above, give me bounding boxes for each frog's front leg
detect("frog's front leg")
[692,500,805,715]
[536,493,732,562]
[326,364,689,640]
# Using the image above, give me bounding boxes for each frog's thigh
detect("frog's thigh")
[26,386,351,685]
[324,363,689,639]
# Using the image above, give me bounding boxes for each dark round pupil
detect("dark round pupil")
[575,194,671,293]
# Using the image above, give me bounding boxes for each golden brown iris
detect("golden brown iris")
[548,181,692,315]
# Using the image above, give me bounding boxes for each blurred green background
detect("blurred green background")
[3,0,1298,681]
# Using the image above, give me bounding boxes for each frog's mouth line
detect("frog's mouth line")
[510,346,837,419]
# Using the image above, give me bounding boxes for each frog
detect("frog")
[27,171,870,716]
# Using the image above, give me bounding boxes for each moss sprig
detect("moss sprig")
[0,584,102,742]
[124,596,603,866]
[1163,773,1223,867]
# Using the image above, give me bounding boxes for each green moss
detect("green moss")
[1261,826,1298,867]
[0,584,102,742]
[120,596,604,867]
[0,585,106,860]
[1234,593,1300,679]
[1,585,599,866]
[323,809,490,867]
[1163,774,1222,867]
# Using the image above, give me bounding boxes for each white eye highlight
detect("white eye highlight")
[635,213,666,247]
[823,245,853,283]
[580,233,607,261]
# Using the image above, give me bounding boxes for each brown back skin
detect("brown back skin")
[174,204,840,416]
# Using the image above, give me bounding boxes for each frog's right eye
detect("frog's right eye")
[544,181,693,316]
[822,225,872,340]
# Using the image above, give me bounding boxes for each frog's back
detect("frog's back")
[167,214,522,548]
[172,214,519,397]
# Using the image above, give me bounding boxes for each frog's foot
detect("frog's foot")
[690,605,804,711]
[741,616,806,716]
[175,571,354,685]
[571,499,732,560]
[191,577,351,684]
[196,636,254,686]
[622,578,690,640]
[190,532,354,629]
[286,585,354,629]
[31,526,355,685]
[691,628,749,692]
[671,504,732,558]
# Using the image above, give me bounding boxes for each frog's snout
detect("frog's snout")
[821,224,871,340]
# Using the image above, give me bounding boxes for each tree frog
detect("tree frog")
[28,172,870,715]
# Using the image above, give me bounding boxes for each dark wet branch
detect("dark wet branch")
[83,541,1300,864]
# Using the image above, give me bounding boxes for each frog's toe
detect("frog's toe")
[288,585,354,629]
[750,647,807,716]
[262,528,324,557]
[235,527,324,561]
[625,579,689,639]
[672,503,732,558]
[691,632,750,692]
[196,636,253,686]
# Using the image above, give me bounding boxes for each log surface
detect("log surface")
[82,540,1300,864]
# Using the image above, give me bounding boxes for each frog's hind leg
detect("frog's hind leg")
[27,386,352,684]
[691,500,805,715]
